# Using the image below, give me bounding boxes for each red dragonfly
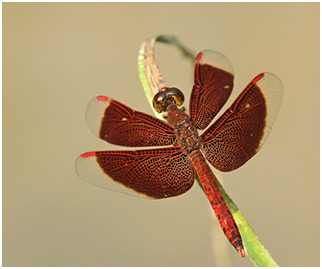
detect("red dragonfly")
[76,50,283,257]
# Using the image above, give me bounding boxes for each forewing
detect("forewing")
[86,96,176,147]
[190,50,234,130]
[201,72,283,172]
[75,147,195,199]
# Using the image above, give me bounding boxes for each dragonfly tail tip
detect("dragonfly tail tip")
[238,248,246,257]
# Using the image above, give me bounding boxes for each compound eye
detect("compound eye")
[152,91,167,113]
[152,87,185,113]
[167,87,184,106]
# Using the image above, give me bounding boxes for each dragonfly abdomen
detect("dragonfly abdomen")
[189,150,245,257]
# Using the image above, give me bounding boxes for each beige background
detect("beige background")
[3,2,319,267]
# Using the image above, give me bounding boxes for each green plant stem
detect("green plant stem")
[137,35,278,267]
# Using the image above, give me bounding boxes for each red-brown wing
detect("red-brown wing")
[189,50,234,130]
[75,147,195,199]
[86,96,176,147]
[201,72,283,172]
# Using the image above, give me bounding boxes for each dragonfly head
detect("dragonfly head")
[152,87,185,113]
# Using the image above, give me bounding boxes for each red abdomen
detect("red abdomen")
[189,150,245,257]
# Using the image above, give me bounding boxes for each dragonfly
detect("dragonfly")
[75,50,283,257]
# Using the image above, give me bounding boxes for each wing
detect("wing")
[85,96,176,147]
[201,72,283,172]
[75,147,195,199]
[189,50,234,130]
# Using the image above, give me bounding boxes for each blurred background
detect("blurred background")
[3,2,319,267]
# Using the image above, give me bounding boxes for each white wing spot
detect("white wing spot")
[224,85,230,89]
[122,118,128,121]
[245,103,250,108]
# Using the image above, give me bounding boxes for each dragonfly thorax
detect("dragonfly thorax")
[166,104,200,154]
